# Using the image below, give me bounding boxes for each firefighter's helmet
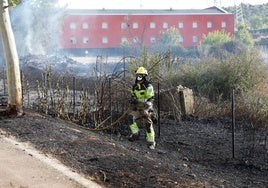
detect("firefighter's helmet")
[135,66,148,75]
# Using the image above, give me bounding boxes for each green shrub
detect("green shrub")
[126,47,268,127]
[171,50,267,101]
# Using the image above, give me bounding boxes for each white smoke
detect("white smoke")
[10,0,66,56]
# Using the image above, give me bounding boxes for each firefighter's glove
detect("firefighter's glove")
[145,101,153,109]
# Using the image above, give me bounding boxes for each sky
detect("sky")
[59,0,268,9]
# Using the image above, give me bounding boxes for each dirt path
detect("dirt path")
[0,134,101,188]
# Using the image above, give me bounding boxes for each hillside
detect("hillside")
[224,3,268,30]
[0,109,267,187]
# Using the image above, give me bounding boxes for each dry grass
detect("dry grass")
[193,85,268,127]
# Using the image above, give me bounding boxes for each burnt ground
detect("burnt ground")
[0,108,268,188]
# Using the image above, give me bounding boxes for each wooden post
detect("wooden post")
[177,86,194,120]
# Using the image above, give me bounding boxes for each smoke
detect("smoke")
[10,0,66,56]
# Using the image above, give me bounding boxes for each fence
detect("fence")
[0,67,267,168]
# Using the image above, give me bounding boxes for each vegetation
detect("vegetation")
[235,23,255,48]
[199,25,254,57]
[126,33,268,126]
[158,26,180,47]
[200,30,232,46]
[199,30,233,57]
[225,3,268,30]
[1,1,267,126]
[8,0,20,6]
[174,54,266,126]
[16,19,267,127]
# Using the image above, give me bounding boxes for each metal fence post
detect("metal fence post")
[73,76,76,116]
[157,82,160,138]
[232,89,235,158]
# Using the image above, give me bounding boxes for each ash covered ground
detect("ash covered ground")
[0,109,267,188]
[0,55,268,187]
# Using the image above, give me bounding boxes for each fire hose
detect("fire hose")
[74,100,160,139]
[76,107,132,131]
[75,104,157,131]
[74,83,161,136]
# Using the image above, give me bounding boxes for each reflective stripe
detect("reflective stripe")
[146,85,154,98]
[133,89,145,99]
[146,132,155,142]
[132,84,154,100]
[137,98,147,103]
[129,122,139,134]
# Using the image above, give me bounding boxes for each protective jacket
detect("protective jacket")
[131,80,154,103]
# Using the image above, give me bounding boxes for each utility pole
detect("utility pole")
[235,3,244,25]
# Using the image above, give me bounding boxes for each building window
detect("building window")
[150,22,156,29]
[150,37,156,43]
[221,21,226,28]
[102,36,108,44]
[133,36,139,43]
[82,23,88,29]
[83,37,89,44]
[179,35,183,43]
[121,37,128,43]
[121,22,129,29]
[70,23,76,30]
[163,22,168,29]
[192,21,198,28]
[133,22,139,29]
[102,22,108,29]
[192,35,198,43]
[70,37,76,44]
[207,21,212,28]
[178,22,184,29]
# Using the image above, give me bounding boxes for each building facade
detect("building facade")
[60,7,234,54]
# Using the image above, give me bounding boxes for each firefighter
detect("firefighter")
[128,66,156,149]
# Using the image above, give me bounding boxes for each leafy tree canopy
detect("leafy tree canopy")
[235,22,254,48]
[8,0,20,6]
[158,26,180,47]
[200,30,233,46]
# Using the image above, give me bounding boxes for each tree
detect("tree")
[200,30,232,46]
[156,26,185,55]
[199,30,233,57]
[9,0,19,6]
[158,26,180,47]
[235,23,254,48]
[207,40,246,60]
[249,15,264,30]
[0,0,23,115]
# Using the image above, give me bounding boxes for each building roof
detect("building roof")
[66,6,232,15]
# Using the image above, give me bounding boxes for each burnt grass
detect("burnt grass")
[0,108,268,188]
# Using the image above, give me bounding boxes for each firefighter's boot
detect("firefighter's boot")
[148,141,156,150]
[128,132,140,142]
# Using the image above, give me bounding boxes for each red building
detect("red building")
[60,7,234,54]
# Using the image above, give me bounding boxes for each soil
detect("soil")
[0,108,268,188]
